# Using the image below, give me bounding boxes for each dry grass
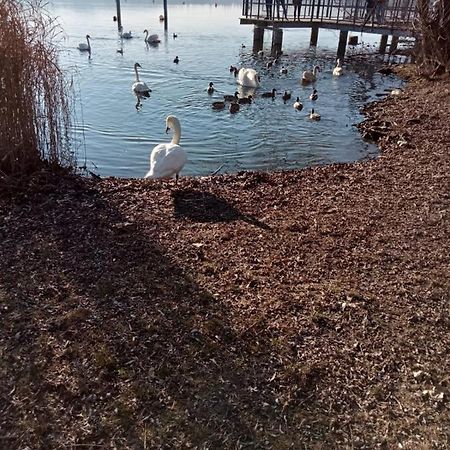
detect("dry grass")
[0,0,73,180]
[416,0,450,75]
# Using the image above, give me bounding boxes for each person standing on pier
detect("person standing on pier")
[265,0,273,19]
[376,0,386,23]
[293,0,302,20]
[275,0,288,19]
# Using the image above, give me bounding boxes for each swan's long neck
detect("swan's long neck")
[134,65,140,82]
[170,119,181,145]
[86,36,91,50]
[144,30,148,41]
[313,66,318,75]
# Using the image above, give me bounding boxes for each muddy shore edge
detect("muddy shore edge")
[1,66,449,448]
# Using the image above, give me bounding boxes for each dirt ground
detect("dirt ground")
[0,66,449,449]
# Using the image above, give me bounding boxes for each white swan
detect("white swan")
[333,59,344,76]
[78,35,91,52]
[237,68,260,88]
[302,65,320,83]
[132,63,152,95]
[390,88,403,96]
[121,31,133,39]
[144,29,160,43]
[145,116,187,181]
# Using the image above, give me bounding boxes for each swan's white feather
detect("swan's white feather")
[132,81,150,93]
[237,68,260,88]
[146,143,187,179]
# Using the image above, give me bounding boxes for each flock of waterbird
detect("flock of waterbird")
[76,28,345,181]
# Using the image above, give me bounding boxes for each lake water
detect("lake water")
[50,0,402,178]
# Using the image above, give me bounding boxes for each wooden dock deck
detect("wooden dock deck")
[240,0,417,55]
[240,0,417,36]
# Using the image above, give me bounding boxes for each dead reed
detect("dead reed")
[0,0,73,180]
[416,0,450,75]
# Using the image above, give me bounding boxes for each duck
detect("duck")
[333,58,344,76]
[280,67,288,75]
[238,95,252,104]
[282,91,291,102]
[293,97,303,110]
[173,56,179,64]
[261,88,276,99]
[233,67,239,77]
[207,82,215,94]
[145,116,187,182]
[159,14,165,21]
[132,62,152,96]
[121,31,133,39]
[144,29,160,43]
[309,108,321,121]
[229,102,240,114]
[302,65,320,84]
[229,65,237,73]
[224,91,239,101]
[237,68,260,88]
[116,47,123,54]
[173,33,178,39]
[212,101,225,110]
[309,89,318,101]
[78,34,91,52]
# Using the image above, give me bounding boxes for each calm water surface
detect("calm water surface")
[50,0,402,177]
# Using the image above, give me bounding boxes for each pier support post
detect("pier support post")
[390,36,399,53]
[310,25,319,46]
[337,30,348,59]
[252,26,264,54]
[379,35,388,54]
[163,0,168,31]
[115,0,122,31]
[271,28,283,57]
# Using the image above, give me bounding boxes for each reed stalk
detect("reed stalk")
[0,0,73,180]
[416,0,450,75]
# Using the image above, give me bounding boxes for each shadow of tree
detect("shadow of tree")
[0,177,300,449]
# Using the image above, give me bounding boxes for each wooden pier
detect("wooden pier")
[240,0,417,56]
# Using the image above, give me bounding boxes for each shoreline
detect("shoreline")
[1,66,449,448]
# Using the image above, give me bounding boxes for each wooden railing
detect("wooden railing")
[241,0,417,33]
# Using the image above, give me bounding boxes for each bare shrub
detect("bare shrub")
[0,0,73,180]
[415,0,450,75]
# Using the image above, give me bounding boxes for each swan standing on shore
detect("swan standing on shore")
[333,59,344,76]
[302,65,320,84]
[132,63,152,96]
[145,116,187,182]
[144,29,160,43]
[78,35,91,52]
[237,68,260,88]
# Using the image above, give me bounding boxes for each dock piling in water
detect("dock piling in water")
[337,30,348,59]
[310,25,319,46]
[252,25,264,54]
[379,35,389,54]
[271,28,283,56]
[115,0,122,31]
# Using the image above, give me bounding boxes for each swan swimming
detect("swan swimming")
[333,59,344,76]
[78,35,91,52]
[237,68,260,88]
[145,115,187,182]
[143,29,160,43]
[121,31,133,39]
[302,65,320,84]
[132,62,152,96]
